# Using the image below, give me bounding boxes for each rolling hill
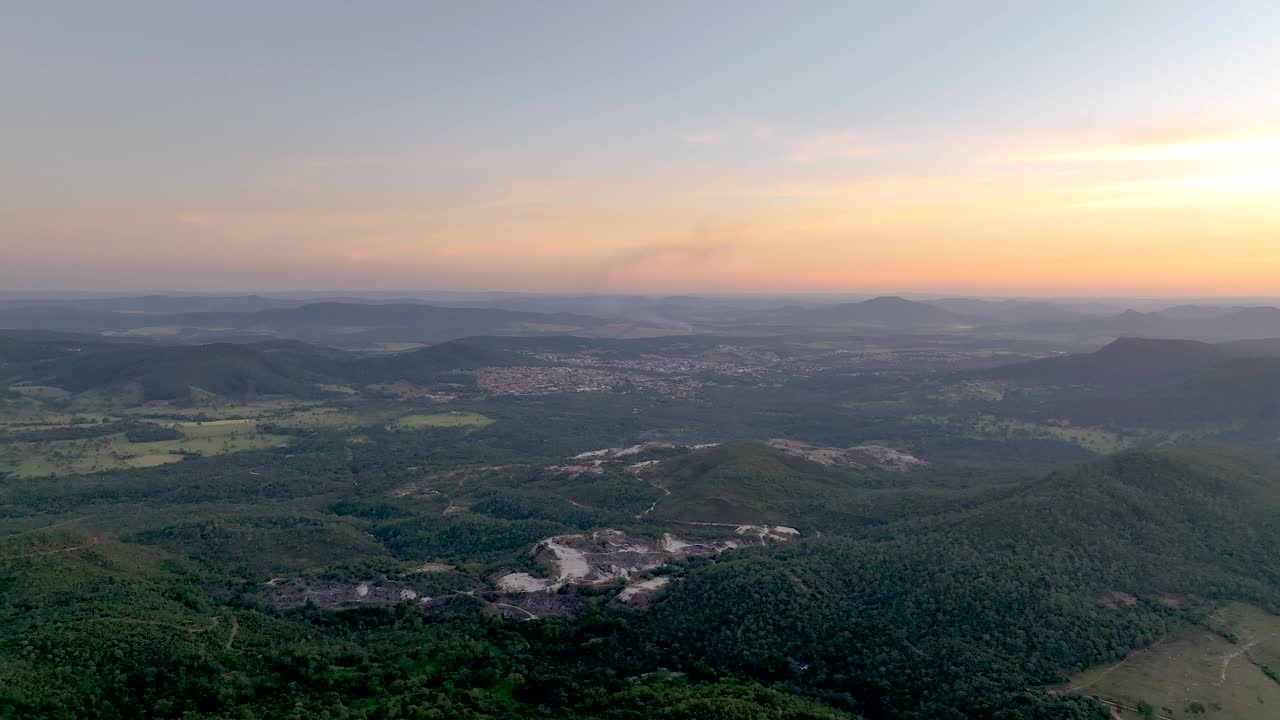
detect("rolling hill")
[793,295,970,329]
[643,441,864,525]
[13,341,345,401]
[1004,305,1280,343]
[926,298,1092,323]
[4,334,532,400]
[344,340,526,385]
[984,337,1239,387]
[1107,356,1280,427]
[650,445,1280,719]
[0,301,668,346]
[986,338,1280,431]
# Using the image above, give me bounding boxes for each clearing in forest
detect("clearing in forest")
[1063,604,1280,720]
[0,418,288,478]
[395,412,495,429]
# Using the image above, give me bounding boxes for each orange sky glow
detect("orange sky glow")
[4,5,1279,297]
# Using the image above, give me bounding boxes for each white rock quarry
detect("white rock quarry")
[495,526,796,594]
[735,525,801,542]
[498,573,554,592]
[573,442,674,460]
[543,538,592,582]
[409,562,453,574]
[660,533,693,553]
[767,438,926,471]
[572,441,720,462]
[617,577,671,602]
[848,444,928,470]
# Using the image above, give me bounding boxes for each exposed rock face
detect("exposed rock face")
[572,442,720,461]
[766,438,926,471]
[574,442,677,460]
[409,562,453,573]
[735,524,800,542]
[616,576,671,602]
[494,527,795,596]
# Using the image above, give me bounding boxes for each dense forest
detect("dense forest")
[5,438,1280,719]
[5,330,1280,719]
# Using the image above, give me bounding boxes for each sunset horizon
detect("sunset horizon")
[5,3,1279,295]
[8,6,1280,719]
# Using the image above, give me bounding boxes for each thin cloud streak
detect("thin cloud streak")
[679,118,775,146]
[1001,129,1280,163]
[680,131,725,146]
[787,131,885,162]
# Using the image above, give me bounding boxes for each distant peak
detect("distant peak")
[1095,337,1217,356]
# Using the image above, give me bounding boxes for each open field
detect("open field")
[265,407,368,430]
[120,398,322,420]
[8,385,72,400]
[395,411,495,429]
[1,394,499,478]
[0,418,288,478]
[911,414,1135,454]
[1063,604,1280,719]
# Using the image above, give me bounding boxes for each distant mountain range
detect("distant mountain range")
[926,297,1098,323]
[1,333,525,401]
[986,336,1280,429]
[0,301,674,346]
[984,337,1244,387]
[6,293,1280,344]
[752,296,972,331]
[749,295,1280,341]
[996,305,1280,342]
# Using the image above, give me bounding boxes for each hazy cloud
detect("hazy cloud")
[596,226,739,278]
[681,131,726,146]
[787,131,884,162]
[680,118,775,146]
[1000,128,1280,163]
[1065,168,1280,208]
[495,180,591,205]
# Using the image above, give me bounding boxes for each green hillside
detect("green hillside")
[15,342,340,401]
[647,445,1280,719]
[648,441,862,524]
[345,340,524,385]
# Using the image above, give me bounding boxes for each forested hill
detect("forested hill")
[649,446,1280,719]
[0,301,649,345]
[6,438,1278,719]
[343,340,525,385]
[2,335,525,400]
[9,341,344,401]
[981,337,1280,433]
[983,337,1240,387]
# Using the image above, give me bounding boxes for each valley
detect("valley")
[10,6,1279,717]
[5,297,1280,720]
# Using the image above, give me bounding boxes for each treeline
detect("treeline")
[5,436,1280,718]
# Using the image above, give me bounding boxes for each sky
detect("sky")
[3,1,1280,297]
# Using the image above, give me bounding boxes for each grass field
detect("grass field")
[1063,604,1280,719]
[267,407,385,431]
[0,418,288,478]
[1,397,496,477]
[8,385,72,400]
[121,398,321,420]
[395,411,494,429]
[912,414,1132,454]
